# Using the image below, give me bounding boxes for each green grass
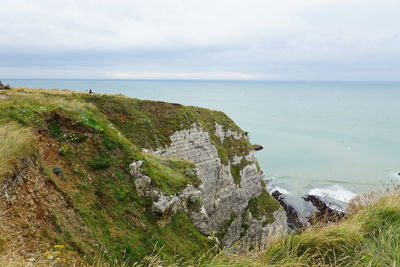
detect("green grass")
[84,94,256,185]
[230,160,254,185]
[207,190,400,267]
[156,211,215,261]
[142,154,201,195]
[0,88,219,263]
[88,153,113,170]
[0,123,36,182]
[83,94,197,150]
[0,88,271,265]
[247,188,281,225]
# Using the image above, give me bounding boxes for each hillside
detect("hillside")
[207,189,400,266]
[2,87,398,267]
[0,87,283,265]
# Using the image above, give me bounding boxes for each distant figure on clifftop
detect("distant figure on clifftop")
[89,89,93,94]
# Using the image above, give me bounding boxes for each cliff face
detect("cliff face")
[0,88,285,263]
[85,94,286,247]
[150,124,286,246]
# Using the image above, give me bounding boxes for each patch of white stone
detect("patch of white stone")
[214,123,246,144]
[129,160,204,220]
[136,123,287,246]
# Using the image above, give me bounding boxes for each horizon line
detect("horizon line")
[3,78,400,83]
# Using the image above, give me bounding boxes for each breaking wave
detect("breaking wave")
[308,185,356,203]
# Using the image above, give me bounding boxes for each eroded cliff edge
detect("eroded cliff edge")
[0,88,286,263]
[86,94,287,247]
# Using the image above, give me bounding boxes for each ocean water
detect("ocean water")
[5,79,400,209]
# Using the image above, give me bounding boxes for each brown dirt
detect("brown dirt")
[0,154,94,259]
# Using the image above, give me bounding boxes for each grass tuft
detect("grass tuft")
[0,123,36,183]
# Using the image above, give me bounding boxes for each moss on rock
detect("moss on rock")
[0,88,270,264]
[247,188,281,225]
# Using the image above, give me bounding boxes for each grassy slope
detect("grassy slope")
[247,186,282,226]
[83,94,255,184]
[0,123,36,183]
[1,88,399,266]
[208,190,400,267]
[0,87,276,264]
[4,189,397,267]
[0,88,214,263]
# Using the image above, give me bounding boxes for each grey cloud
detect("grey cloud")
[1,0,400,80]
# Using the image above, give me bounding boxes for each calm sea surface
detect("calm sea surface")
[5,79,400,205]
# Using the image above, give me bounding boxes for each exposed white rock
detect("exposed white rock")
[151,184,203,217]
[214,123,246,143]
[129,160,152,197]
[152,194,179,215]
[149,124,285,245]
[225,129,243,140]
[240,209,287,247]
[129,160,143,173]
[231,155,243,165]
[129,160,204,219]
[231,152,257,166]
[215,123,226,143]
[245,151,257,162]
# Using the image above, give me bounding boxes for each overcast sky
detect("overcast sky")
[1,0,400,80]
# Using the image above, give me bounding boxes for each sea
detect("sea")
[5,79,400,213]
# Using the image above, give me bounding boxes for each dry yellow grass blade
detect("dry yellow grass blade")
[0,123,36,183]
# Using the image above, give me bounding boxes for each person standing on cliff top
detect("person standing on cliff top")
[89,89,93,94]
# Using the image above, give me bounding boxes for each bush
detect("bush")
[52,167,62,175]
[88,153,112,170]
[48,122,62,137]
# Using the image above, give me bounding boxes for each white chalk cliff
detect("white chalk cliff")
[136,123,287,246]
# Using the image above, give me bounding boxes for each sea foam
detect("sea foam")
[308,185,356,203]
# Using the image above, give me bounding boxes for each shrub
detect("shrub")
[48,122,62,137]
[52,167,62,175]
[88,153,112,170]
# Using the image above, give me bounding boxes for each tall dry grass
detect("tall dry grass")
[207,189,400,267]
[0,123,36,183]
[1,190,398,266]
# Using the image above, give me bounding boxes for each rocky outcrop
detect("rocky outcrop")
[272,190,304,230]
[215,123,245,143]
[129,160,203,220]
[252,144,264,151]
[222,209,287,248]
[303,195,345,223]
[145,123,286,246]
[130,160,152,197]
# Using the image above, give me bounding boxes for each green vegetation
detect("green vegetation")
[0,87,399,267]
[88,153,113,170]
[84,94,255,185]
[193,107,253,184]
[142,154,201,195]
[207,190,400,267]
[230,160,253,185]
[0,88,230,264]
[83,94,197,150]
[0,123,36,182]
[217,214,237,240]
[0,87,280,266]
[247,188,281,226]
[2,189,399,266]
